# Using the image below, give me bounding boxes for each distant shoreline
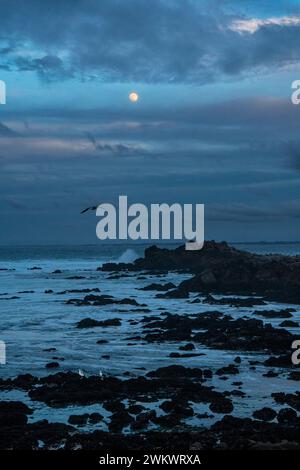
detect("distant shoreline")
[0,241,300,248]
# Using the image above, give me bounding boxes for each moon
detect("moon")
[129,91,139,103]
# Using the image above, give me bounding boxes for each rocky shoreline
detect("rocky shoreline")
[101,241,300,304]
[0,241,299,450]
[1,365,300,450]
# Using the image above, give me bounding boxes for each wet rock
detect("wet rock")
[58,288,100,295]
[68,294,144,308]
[156,288,189,299]
[194,317,295,354]
[109,410,134,432]
[151,413,182,428]
[197,412,214,419]
[216,364,239,375]
[169,352,204,358]
[96,339,109,344]
[0,401,32,427]
[45,362,59,369]
[272,392,300,411]
[139,282,176,291]
[66,276,85,280]
[127,404,145,415]
[159,399,194,418]
[68,414,89,425]
[254,308,295,319]
[279,320,299,328]
[179,343,195,351]
[44,289,53,294]
[224,389,246,397]
[103,400,125,413]
[88,412,103,424]
[131,411,156,430]
[147,365,203,379]
[263,370,279,378]
[277,408,298,425]
[209,398,233,414]
[204,294,265,307]
[76,318,121,328]
[253,407,277,422]
[264,354,291,368]
[288,371,300,381]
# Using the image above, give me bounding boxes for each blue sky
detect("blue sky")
[1,0,300,244]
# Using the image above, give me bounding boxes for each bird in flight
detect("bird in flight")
[80,206,97,214]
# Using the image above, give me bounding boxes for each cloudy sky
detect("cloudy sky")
[1,0,300,244]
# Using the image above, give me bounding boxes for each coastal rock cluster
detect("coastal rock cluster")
[101,241,300,303]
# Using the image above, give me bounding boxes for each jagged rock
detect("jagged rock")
[100,242,300,304]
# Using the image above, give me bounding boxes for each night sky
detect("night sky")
[0,0,300,244]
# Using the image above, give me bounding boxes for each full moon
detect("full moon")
[129,92,139,103]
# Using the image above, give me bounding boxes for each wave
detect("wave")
[117,248,139,264]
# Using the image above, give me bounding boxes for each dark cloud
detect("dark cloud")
[1,0,300,83]
[84,131,142,155]
[14,55,73,82]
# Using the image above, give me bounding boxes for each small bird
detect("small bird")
[99,370,104,380]
[80,206,97,214]
[78,369,85,378]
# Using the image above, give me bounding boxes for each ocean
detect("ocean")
[0,242,299,432]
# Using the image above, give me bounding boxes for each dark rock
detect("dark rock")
[88,412,103,424]
[103,400,125,413]
[288,371,300,381]
[216,365,239,375]
[76,318,121,328]
[68,414,89,425]
[272,392,300,411]
[263,370,279,378]
[0,401,32,427]
[45,362,59,369]
[264,354,292,368]
[147,365,203,379]
[277,408,298,425]
[253,407,277,422]
[156,288,189,299]
[204,294,265,307]
[279,320,299,328]
[127,404,145,415]
[254,308,295,319]
[139,282,176,291]
[179,343,195,351]
[109,410,134,432]
[209,398,233,414]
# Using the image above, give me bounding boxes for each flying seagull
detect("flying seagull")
[80,206,97,214]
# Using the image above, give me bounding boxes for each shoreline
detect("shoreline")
[0,241,299,450]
